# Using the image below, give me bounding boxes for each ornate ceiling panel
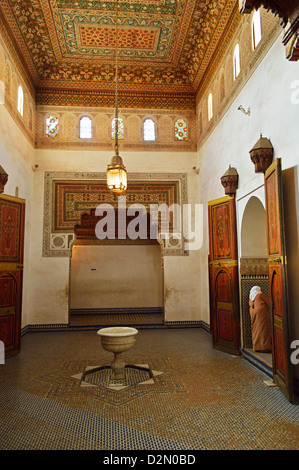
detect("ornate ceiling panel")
[0,0,239,105]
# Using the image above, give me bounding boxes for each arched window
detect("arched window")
[174,118,187,141]
[208,93,213,121]
[46,115,59,137]
[199,112,203,136]
[112,117,124,140]
[17,85,23,116]
[143,118,156,141]
[79,116,92,139]
[252,9,262,50]
[233,44,241,80]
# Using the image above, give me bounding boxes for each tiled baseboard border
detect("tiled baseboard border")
[69,307,164,315]
[21,320,211,335]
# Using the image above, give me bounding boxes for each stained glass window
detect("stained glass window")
[79,116,92,139]
[143,118,156,141]
[233,44,240,80]
[174,119,187,141]
[17,85,23,116]
[252,9,262,50]
[112,118,124,140]
[46,115,59,137]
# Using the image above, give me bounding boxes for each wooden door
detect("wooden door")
[208,195,241,355]
[264,158,293,402]
[0,194,25,357]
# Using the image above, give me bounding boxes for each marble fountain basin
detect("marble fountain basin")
[97,327,138,380]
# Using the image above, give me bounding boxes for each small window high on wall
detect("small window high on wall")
[112,118,124,140]
[252,9,262,50]
[175,119,187,141]
[233,44,241,80]
[46,115,59,137]
[143,118,156,141]
[79,116,92,139]
[208,93,213,121]
[17,85,23,116]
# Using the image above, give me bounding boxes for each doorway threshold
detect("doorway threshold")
[242,348,273,378]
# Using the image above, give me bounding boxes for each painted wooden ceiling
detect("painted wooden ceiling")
[1,0,239,106]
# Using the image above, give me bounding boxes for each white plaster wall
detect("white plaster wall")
[70,245,163,309]
[28,148,200,325]
[197,34,299,375]
[0,103,34,327]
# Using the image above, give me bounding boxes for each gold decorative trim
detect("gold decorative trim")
[0,263,23,271]
[209,260,238,267]
[208,195,235,206]
[0,194,26,203]
[264,157,281,178]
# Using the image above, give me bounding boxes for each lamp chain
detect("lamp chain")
[115,0,119,153]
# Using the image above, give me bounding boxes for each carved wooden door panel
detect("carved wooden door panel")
[0,195,25,357]
[208,196,241,355]
[264,158,293,402]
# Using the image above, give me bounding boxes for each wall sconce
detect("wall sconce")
[220,165,239,195]
[238,105,251,116]
[0,165,8,193]
[249,134,273,173]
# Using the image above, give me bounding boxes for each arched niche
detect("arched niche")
[241,195,267,259]
[69,209,164,323]
[239,195,271,357]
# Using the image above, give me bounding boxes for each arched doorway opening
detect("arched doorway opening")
[68,209,164,327]
[240,196,272,373]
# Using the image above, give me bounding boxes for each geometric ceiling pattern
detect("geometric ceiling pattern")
[0,0,239,106]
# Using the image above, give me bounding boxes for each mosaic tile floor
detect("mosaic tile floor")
[0,329,298,450]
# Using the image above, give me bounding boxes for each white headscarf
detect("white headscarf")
[249,286,262,302]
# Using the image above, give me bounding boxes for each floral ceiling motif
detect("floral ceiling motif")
[0,0,238,102]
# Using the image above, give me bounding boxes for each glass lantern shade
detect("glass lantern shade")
[107,153,127,193]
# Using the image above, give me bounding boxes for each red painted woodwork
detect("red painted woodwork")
[208,196,241,355]
[264,158,294,402]
[0,195,25,357]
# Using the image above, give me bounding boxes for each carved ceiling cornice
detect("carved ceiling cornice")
[239,1,299,60]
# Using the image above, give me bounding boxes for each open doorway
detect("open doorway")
[68,209,164,327]
[239,195,272,375]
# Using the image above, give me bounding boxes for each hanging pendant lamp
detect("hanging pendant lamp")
[107,0,127,194]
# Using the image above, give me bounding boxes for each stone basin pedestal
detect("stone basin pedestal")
[97,327,138,380]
